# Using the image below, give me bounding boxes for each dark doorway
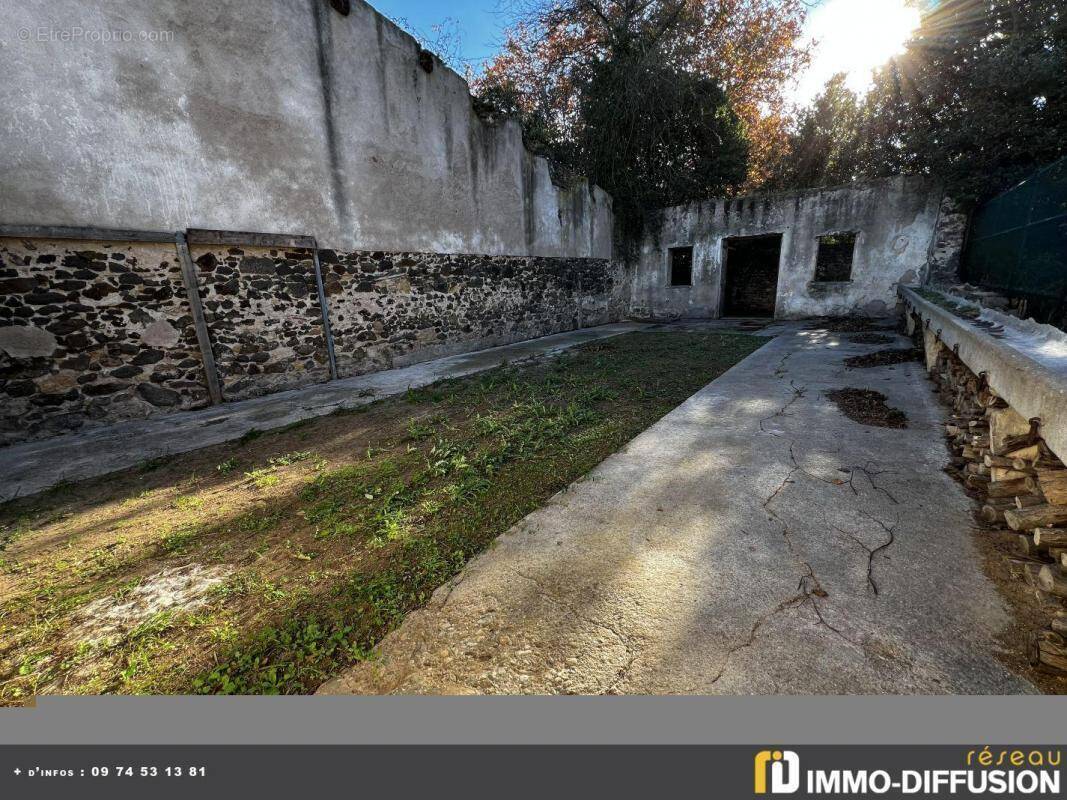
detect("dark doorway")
[722,234,783,317]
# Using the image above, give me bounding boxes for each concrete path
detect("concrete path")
[320,324,1037,695]
[0,323,647,502]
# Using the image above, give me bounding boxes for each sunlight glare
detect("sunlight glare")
[793,0,922,106]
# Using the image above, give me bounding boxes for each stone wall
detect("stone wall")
[925,196,969,287]
[0,236,624,445]
[0,238,210,445]
[322,250,621,377]
[191,246,331,401]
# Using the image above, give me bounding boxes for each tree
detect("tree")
[579,50,749,225]
[765,73,865,191]
[474,0,809,194]
[863,0,1065,203]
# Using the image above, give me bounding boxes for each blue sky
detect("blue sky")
[371,0,508,68]
[372,0,922,106]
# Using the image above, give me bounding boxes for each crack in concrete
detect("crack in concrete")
[760,461,852,643]
[759,382,842,487]
[773,349,796,378]
[758,381,829,602]
[860,511,899,594]
[707,592,808,685]
[831,511,899,596]
[757,353,859,646]
[846,460,901,505]
[759,381,806,434]
[763,337,900,623]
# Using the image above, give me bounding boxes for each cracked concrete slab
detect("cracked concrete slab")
[319,324,1037,695]
[0,323,648,503]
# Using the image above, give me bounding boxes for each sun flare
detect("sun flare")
[793,0,922,105]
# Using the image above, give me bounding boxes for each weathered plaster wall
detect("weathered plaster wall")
[0,236,624,444]
[0,0,612,258]
[630,176,944,320]
[0,238,210,445]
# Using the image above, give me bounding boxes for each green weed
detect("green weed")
[216,457,239,475]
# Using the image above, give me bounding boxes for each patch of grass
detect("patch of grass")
[269,451,313,467]
[234,509,282,534]
[405,416,439,441]
[0,518,34,552]
[244,468,280,490]
[216,457,239,475]
[158,524,200,554]
[193,536,457,695]
[191,332,764,694]
[212,571,286,601]
[193,617,370,695]
[0,331,764,700]
[173,495,205,513]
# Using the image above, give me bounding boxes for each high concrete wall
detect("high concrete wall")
[0,0,612,258]
[630,176,947,320]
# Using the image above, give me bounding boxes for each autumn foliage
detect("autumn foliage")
[473,0,810,216]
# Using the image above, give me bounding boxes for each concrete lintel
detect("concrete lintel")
[900,286,1067,464]
[0,224,175,243]
[185,229,317,249]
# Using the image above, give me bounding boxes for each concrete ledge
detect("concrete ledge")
[900,286,1067,463]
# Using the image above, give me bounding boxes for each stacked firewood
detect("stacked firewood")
[928,334,1067,675]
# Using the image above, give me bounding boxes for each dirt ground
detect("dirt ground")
[0,331,763,701]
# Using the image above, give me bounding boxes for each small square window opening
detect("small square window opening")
[814,232,857,282]
[669,246,693,286]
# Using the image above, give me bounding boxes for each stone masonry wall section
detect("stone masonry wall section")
[0,238,210,446]
[0,237,624,446]
[191,246,330,401]
[321,250,621,377]
[925,195,969,287]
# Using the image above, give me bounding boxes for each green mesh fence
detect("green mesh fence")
[962,157,1067,328]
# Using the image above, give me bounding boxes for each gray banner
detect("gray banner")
[2,697,1067,745]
